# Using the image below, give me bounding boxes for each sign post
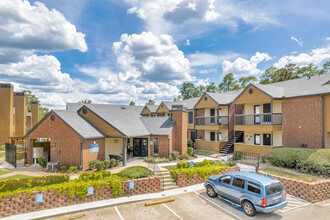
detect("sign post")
[190,161,194,168]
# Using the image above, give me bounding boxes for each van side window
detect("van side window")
[247,182,261,194]
[219,176,231,185]
[232,178,245,189]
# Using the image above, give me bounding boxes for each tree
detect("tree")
[206,82,217,92]
[260,64,299,84]
[146,99,155,105]
[129,101,136,106]
[321,61,330,74]
[77,99,92,104]
[218,73,240,92]
[22,90,49,120]
[238,76,258,88]
[179,83,196,99]
[297,63,319,77]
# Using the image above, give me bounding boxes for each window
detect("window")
[254,134,260,145]
[188,111,194,124]
[82,108,87,114]
[50,115,56,121]
[153,138,159,155]
[266,183,284,196]
[210,109,215,123]
[204,96,208,101]
[219,176,231,185]
[249,88,253,94]
[210,132,215,141]
[232,178,245,189]
[218,132,221,141]
[247,182,261,194]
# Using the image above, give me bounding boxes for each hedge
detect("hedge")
[171,164,230,181]
[0,174,69,192]
[79,171,111,181]
[0,175,124,201]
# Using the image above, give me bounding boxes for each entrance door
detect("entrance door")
[263,103,271,124]
[210,132,215,141]
[190,131,196,142]
[263,134,271,146]
[5,143,16,168]
[133,138,148,157]
[254,105,260,124]
[210,109,215,124]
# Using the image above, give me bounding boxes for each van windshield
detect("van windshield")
[265,182,284,196]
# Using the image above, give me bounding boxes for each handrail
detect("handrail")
[219,130,234,153]
[147,162,164,191]
[235,113,282,125]
[195,116,229,125]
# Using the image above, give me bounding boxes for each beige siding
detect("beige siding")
[235,85,271,104]
[195,94,218,109]
[105,138,123,157]
[272,100,282,113]
[325,94,330,132]
[273,131,283,146]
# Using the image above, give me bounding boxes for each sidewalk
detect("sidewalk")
[1,183,205,220]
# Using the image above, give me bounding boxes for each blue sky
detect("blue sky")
[0,0,330,108]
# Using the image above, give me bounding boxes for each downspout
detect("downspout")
[271,100,273,145]
[322,95,325,149]
[80,141,83,170]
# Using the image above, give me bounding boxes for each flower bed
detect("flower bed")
[259,170,330,202]
[173,165,239,187]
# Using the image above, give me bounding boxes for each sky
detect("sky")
[0,0,330,109]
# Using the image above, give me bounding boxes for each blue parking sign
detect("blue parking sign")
[129,181,134,190]
[88,186,93,195]
[36,193,43,203]
[190,161,194,168]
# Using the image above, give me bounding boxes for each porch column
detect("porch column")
[271,131,273,146]
[122,138,127,166]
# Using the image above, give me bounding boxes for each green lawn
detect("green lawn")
[0,152,5,158]
[194,150,215,157]
[0,170,11,176]
[0,174,33,181]
[116,166,152,179]
[0,145,5,151]
[163,166,177,171]
[263,168,319,183]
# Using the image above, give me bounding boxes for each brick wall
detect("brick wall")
[228,103,235,133]
[26,112,105,169]
[259,171,330,202]
[0,176,161,217]
[196,108,204,117]
[282,96,323,149]
[172,111,188,155]
[82,139,105,169]
[175,166,240,187]
[150,136,170,158]
[196,130,204,140]
[326,132,330,149]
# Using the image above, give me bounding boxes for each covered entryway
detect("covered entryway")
[133,138,148,157]
[32,138,51,164]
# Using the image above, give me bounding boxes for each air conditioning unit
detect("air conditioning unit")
[300,144,307,148]
[48,162,59,170]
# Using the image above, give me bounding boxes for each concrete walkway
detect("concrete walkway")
[1,183,205,220]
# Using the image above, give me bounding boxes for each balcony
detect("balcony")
[195,116,229,126]
[235,113,282,126]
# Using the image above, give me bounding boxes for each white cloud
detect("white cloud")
[222,52,272,76]
[113,32,192,84]
[274,46,330,68]
[0,0,87,63]
[188,52,239,67]
[185,39,190,46]
[290,36,303,47]
[0,55,74,93]
[326,37,330,41]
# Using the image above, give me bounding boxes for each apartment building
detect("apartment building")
[140,104,159,117]
[25,104,188,169]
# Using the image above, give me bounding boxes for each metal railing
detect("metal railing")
[147,162,164,191]
[230,152,260,172]
[195,116,229,126]
[234,113,282,125]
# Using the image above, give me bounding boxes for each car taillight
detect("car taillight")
[262,199,267,207]
[285,193,287,199]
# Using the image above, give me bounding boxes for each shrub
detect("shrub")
[187,147,194,157]
[0,174,69,192]
[307,149,330,167]
[110,159,116,168]
[89,160,98,170]
[267,148,317,168]
[79,170,111,181]
[177,161,190,169]
[67,166,78,173]
[117,166,151,179]
[233,151,242,160]
[227,162,236,167]
[104,160,111,169]
[179,153,190,160]
[187,138,194,148]
[171,151,179,160]
[261,155,266,163]
[171,164,230,181]
[115,159,119,167]
[195,159,215,167]
[37,156,47,168]
[96,161,104,171]
[59,163,68,171]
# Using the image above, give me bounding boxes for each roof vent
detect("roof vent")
[308,76,311,79]
[121,106,126,110]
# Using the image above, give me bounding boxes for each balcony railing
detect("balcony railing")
[235,113,282,125]
[195,116,229,126]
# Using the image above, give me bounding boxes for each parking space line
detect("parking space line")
[114,206,124,220]
[162,204,183,220]
[194,192,244,220]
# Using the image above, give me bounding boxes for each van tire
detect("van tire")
[242,201,256,216]
[206,185,217,198]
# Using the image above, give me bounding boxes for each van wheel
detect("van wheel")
[206,185,217,198]
[242,201,256,216]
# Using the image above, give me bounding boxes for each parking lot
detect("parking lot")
[51,189,330,220]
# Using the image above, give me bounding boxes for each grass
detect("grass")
[0,174,33,181]
[0,145,5,151]
[0,152,5,158]
[263,168,319,183]
[0,170,11,176]
[194,150,215,157]
[116,166,152,179]
[163,166,177,171]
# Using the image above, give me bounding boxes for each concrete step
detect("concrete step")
[163,185,178,190]
[163,181,177,186]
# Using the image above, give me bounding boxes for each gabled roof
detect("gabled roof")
[25,110,105,139]
[140,117,175,135]
[66,103,84,111]
[82,104,150,137]
[146,104,159,113]
[159,97,200,111]
[206,90,243,105]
